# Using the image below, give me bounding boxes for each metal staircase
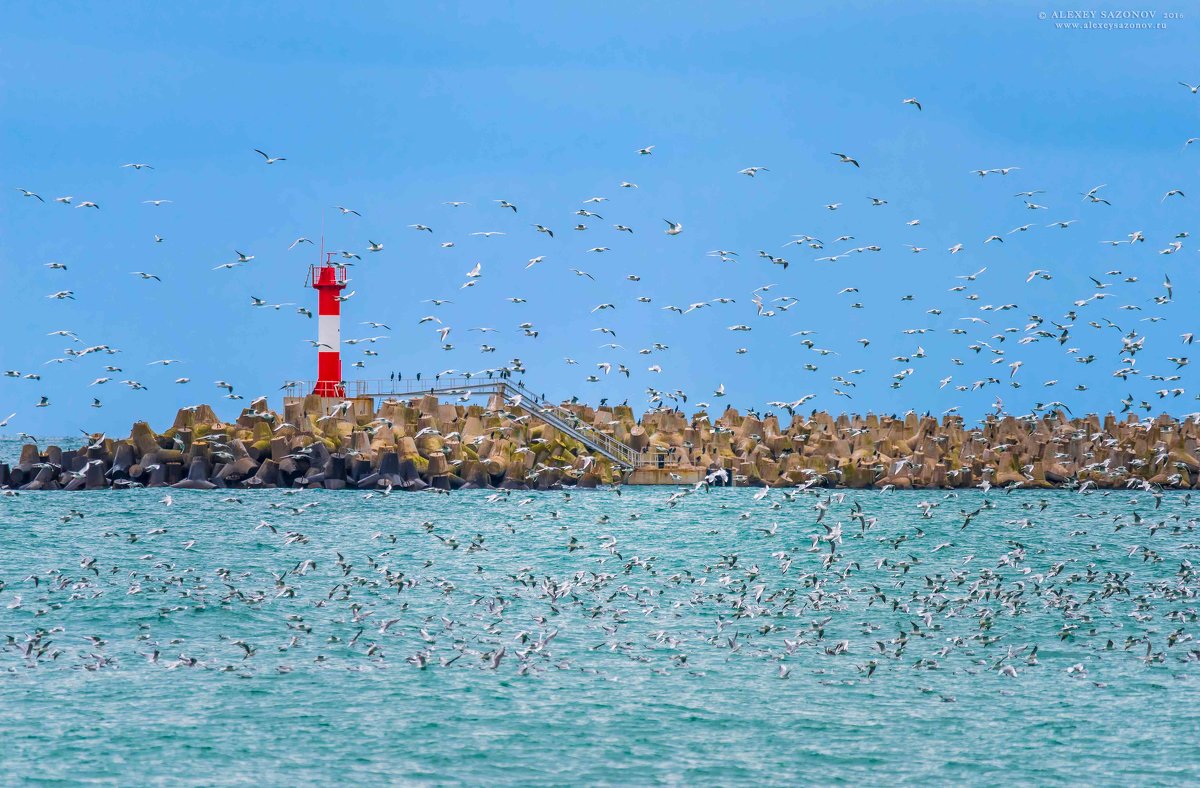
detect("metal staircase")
[500,381,641,468]
[282,377,644,469]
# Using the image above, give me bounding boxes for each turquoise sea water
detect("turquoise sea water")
[3,438,1200,784]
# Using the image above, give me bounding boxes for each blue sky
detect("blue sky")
[3,2,1199,436]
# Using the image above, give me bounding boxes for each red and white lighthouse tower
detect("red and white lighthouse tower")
[310,255,347,397]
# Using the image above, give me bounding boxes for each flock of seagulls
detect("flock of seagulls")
[5,51,1200,788]
[1,484,1198,691]
[5,83,1200,432]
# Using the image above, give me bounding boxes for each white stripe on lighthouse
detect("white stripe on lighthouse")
[318,314,340,351]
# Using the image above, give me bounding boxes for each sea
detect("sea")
[2,437,1199,785]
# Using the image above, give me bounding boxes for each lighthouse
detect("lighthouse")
[310,255,347,397]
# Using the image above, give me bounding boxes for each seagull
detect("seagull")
[335,206,361,216]
[1180,81,1200,94]
[122,162,154,170]
[142,199,172,206]
[637,146,655,155]
[254,149,286,164]
[289,237,314,250]
[664,220,683,236]
[902,97,922,110]
[130,271,161,281]
[738,166,769,177]
[16,188,43,202]
[830,152,860,167]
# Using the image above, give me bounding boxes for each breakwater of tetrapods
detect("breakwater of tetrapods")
[3,392,1198,491]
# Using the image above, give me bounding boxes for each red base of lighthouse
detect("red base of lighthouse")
[312,349,344,397]
[312,381,345,397]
